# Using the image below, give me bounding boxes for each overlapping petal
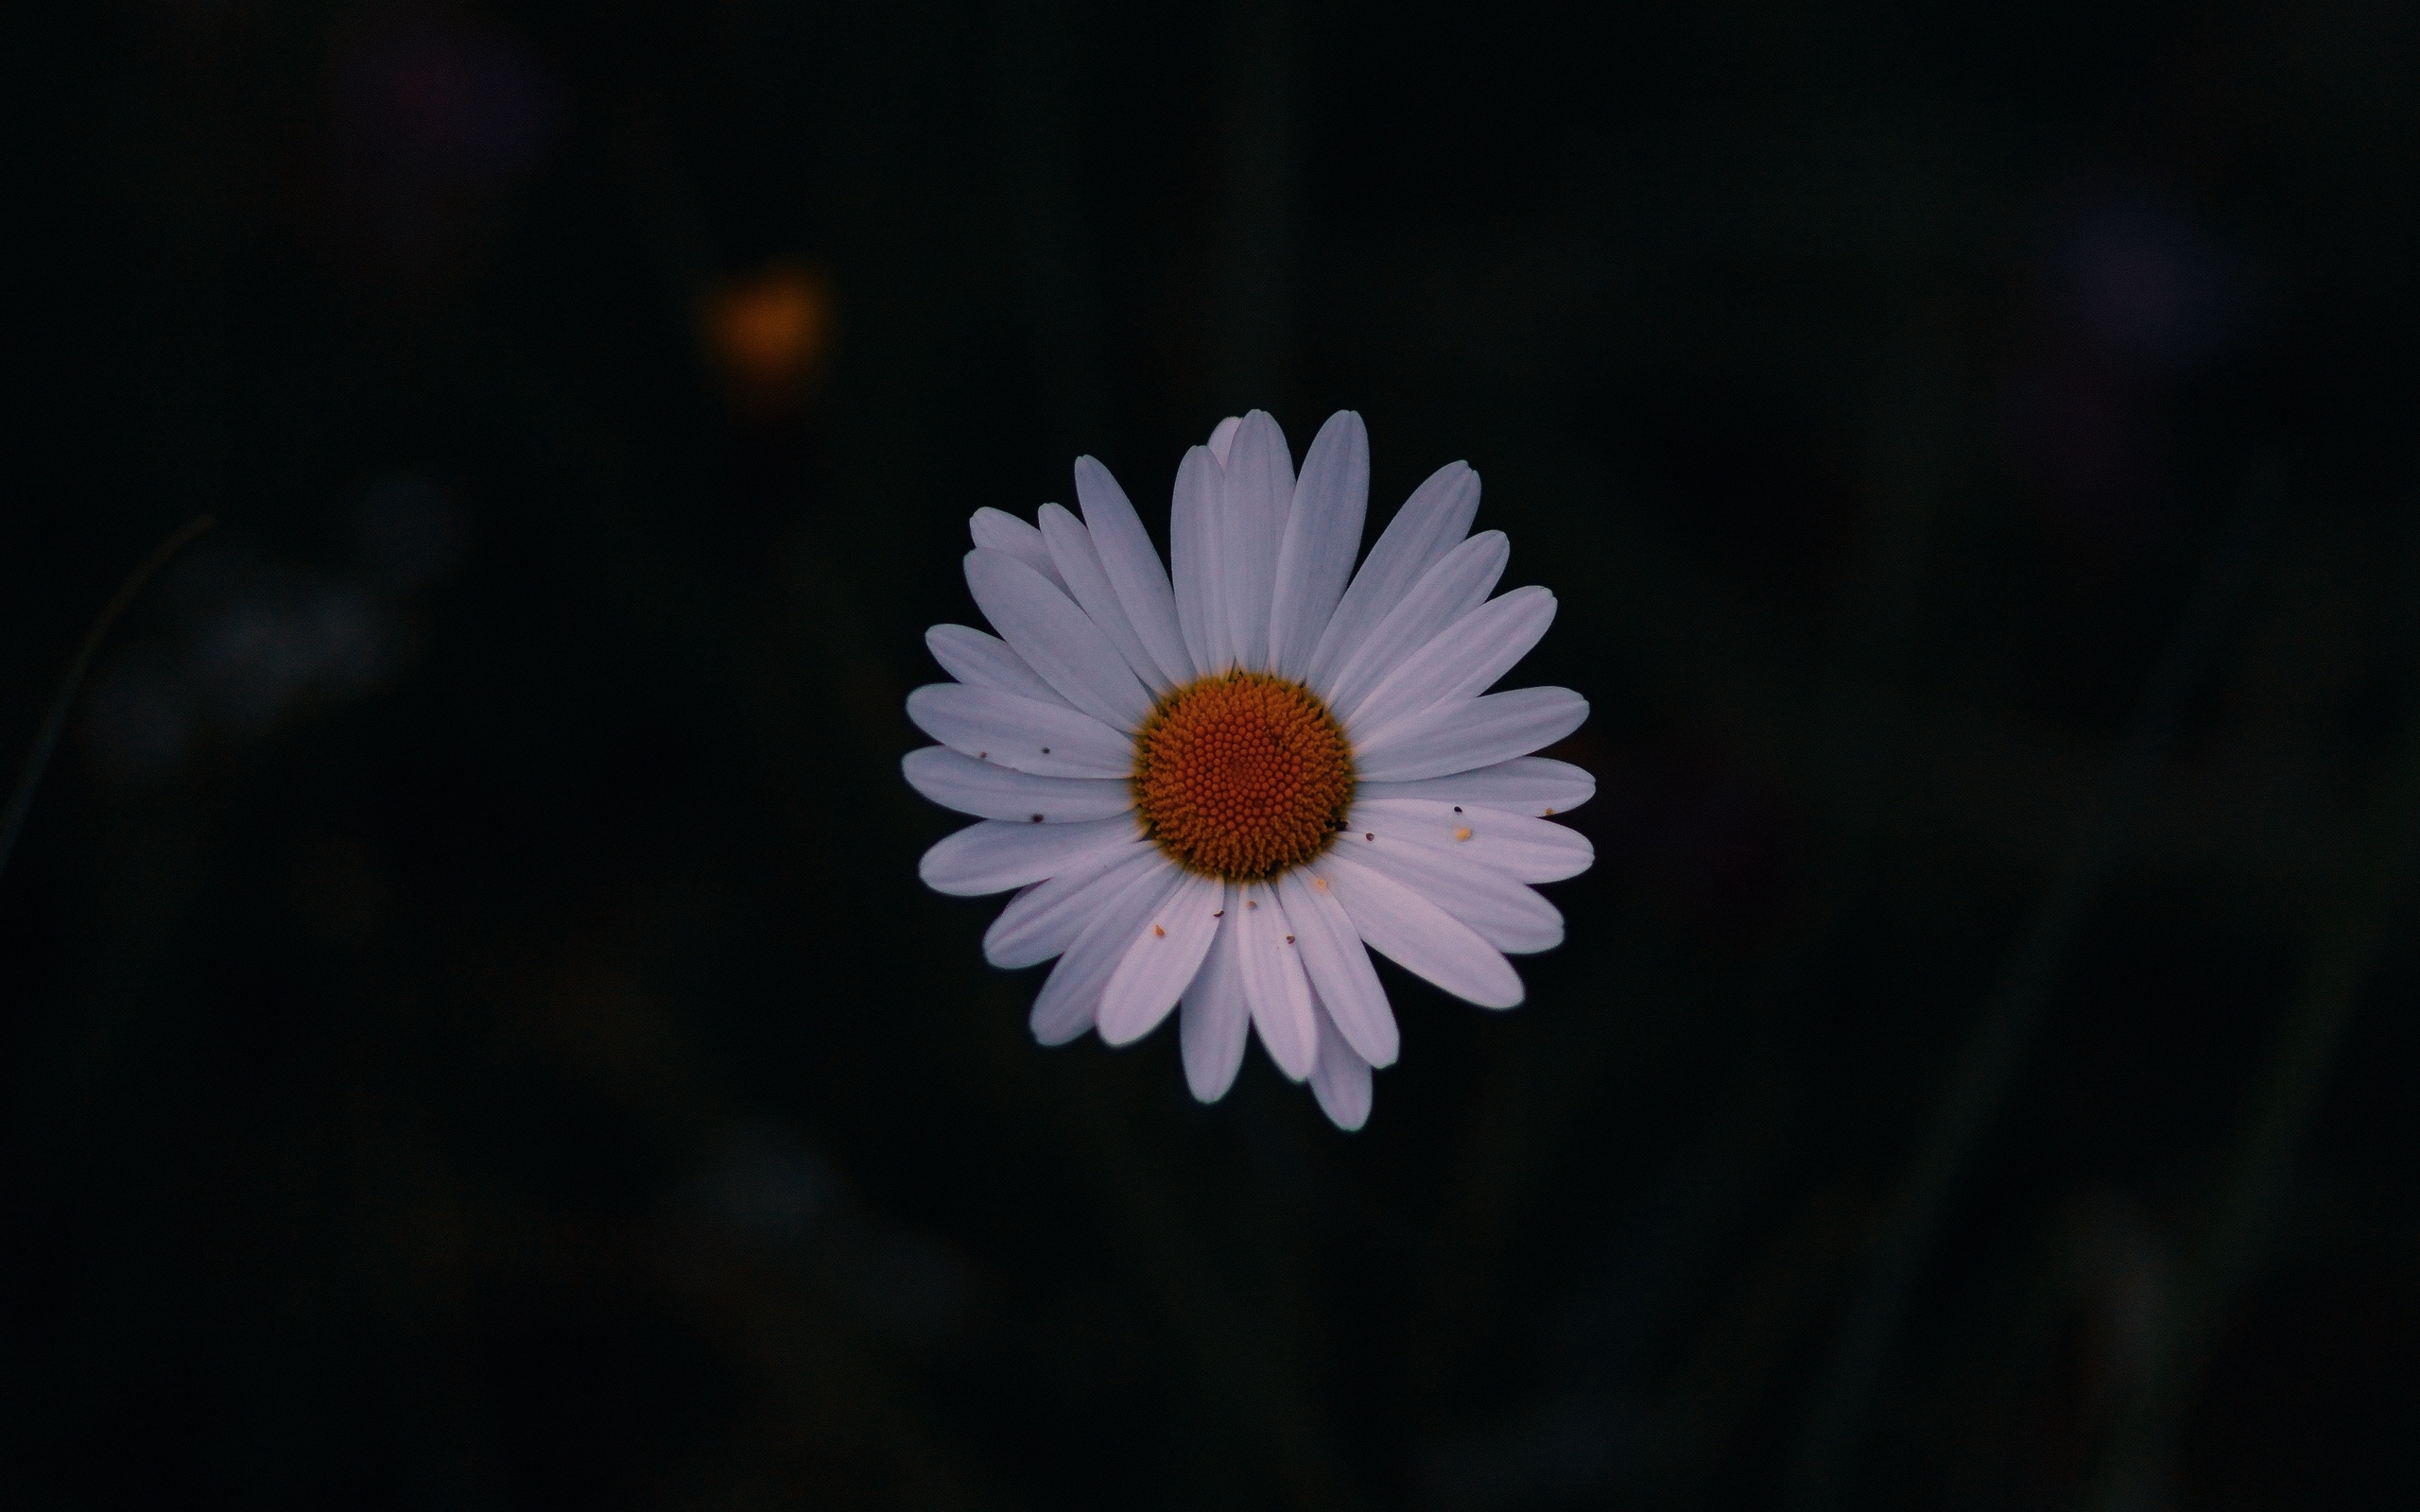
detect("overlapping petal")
[969,507,1066,590]
[903,747,1133,824]
[1305,460,1482,688]
[1352,686,1589,783]
[1350,798,1593,884]
[1074,455,1193,685]
[919,815,1143,897]
[1168,445,1227,674]
[1098,871,1226,1045]
[1039,504,1171,696]
[1346,585,1556,743]
[1316,852,1524,1009]
[963,549,1153,730]
[1236,882,1318,1080]
[906,683,1131,777]
[1357,755,1597,816]
[1028,859,1185,1044]
[924,624,1071,708]
[1179,892,1251,1101]
[1215,412,1295,672]
[1269,411,1369,680]
[1307,1000,1374,1131]
[983,844,1161,968]
[1320,531,1507,719]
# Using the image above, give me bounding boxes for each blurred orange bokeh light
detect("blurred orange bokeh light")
[706,266,830,400]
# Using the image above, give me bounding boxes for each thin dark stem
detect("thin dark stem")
[0,514,215,885]
[1776,467,2280,1512]
[2086,652,2420,1511]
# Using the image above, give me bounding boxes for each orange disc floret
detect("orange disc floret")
[1132,671,1356,882]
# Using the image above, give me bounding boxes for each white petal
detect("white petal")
[1358,756,1597,816]
[983,843,1160,968]
[969,507,1066,590]
[1307,1000,1374,1131]
[1216,411,1294,671]
[1331,823,1564,952]
[964,550,1153,730]
[905,683,1131,777]
[918,816,1141,897]
[1236,883,1317,1080]
[1039,504,1171,696]
[1268,411,1369,680]
[1322,532,1508,718]
[1348,586,1558,743]
[1275,868,1397,1067]
[1075,455,1194,685]
[1179,899,1250,1101]
[1352,687,1590,783]
[1305,461,1482,689]
[1351,798,1594,884]
[1316,852,1524,1009]
[1168,445,1227,674]
[1097,871,1225,1045]
[925,624,1072,709]
[1206,415,1241,463]
[1028,859,1185,1044]
[902,746,1134,823]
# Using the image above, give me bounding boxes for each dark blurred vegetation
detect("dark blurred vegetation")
[5,1,2418,1507]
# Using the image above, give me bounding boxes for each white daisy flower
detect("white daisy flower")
[903,410,1594,1129]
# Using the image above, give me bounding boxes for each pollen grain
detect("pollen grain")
[1132,671,1355,882]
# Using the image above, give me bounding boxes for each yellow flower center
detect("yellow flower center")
[1131,671,1356,882]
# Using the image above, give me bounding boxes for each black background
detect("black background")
[6,1,2419,1507]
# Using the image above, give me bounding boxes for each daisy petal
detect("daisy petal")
[1348,585,1558,742]
[1307,1000,1374,1131]
[1029,860,1185,1044]
[1180,898,1250,1100]
[983,844,1160,968]
[918,816,1143,897]
[1098,872,1226,1045]
[1306,460,1482,689]
[1353,798,1594,884]
[1206,415,1241,463]
[970,507,1066,590]
[1276,869,1398,1067]
[1076,455,1194,685]
[1039,504,1171,696]
[1169,445,1227,674]
[1357,756,1598,816]
[1236,883,1317,1080]
[1317,852,1524,1009]
[965,550,1153,730]
[1217,411,1295,671]
[1333,825,1564,952]
[1268,411,1370,680]
[925,624,1072,708]
[1322,531,1508,719]
[906,683,1130,777]
[902,747,1134,824]
[1353,687,1590,783]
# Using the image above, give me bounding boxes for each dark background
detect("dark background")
[5,1,2418,1507]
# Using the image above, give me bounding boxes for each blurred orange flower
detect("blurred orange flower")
[705,266,830,404]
